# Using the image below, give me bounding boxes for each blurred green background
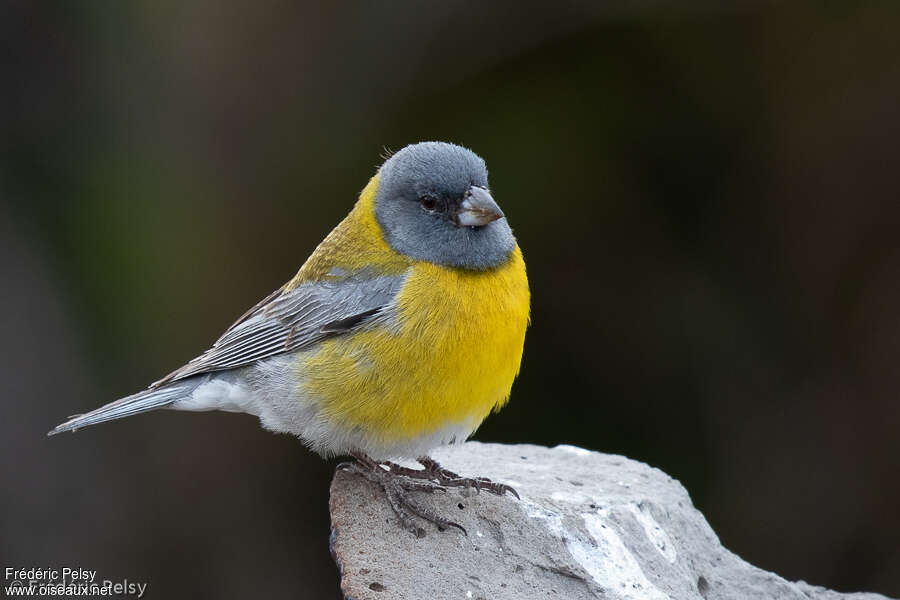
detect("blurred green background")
[2,1,898,597]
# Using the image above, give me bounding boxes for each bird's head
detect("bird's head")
[374,142,516,270]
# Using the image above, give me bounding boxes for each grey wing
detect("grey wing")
[151,271,408,387]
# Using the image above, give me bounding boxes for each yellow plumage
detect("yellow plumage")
[286,175,411,288]
[294,175,530,446]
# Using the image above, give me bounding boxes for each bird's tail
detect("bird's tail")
[47,380,199,436]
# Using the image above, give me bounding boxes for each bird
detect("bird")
[49,141,531,535]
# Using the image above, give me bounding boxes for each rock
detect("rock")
[329,442,893,600]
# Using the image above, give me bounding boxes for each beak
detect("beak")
[457,186,504,227]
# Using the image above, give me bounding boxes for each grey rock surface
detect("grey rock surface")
[329,442,893,600]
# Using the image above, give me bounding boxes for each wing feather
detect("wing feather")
[151,271,407,387]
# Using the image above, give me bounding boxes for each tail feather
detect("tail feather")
[48,381,197,436]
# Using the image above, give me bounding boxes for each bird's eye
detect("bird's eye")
[419,195,437,211]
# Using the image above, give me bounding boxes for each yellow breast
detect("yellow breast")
[299,248,530,446]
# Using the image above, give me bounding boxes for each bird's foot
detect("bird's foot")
[339,452,467,538]
[380,456,520,499]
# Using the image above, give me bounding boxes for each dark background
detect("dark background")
[2,1,898,597]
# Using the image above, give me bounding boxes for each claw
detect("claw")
[337,453,521,538]
[439,521,468,536]
[403,456,521,499]
[345,452,469,537]
[342,452,520,536]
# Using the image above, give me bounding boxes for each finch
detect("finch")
[50,141,531,535]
